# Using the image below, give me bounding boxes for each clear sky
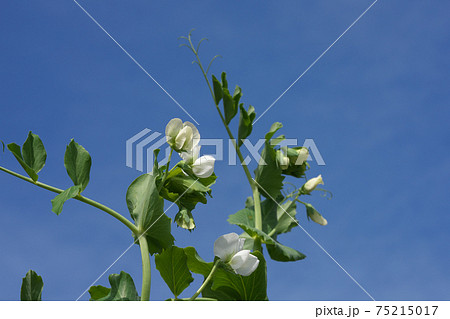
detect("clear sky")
[0,1,449,301]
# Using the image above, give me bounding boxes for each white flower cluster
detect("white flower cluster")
[165,118,215,178]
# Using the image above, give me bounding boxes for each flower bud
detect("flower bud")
[294,148,309,165]
[276,150,290,170]
[303,174,324,192]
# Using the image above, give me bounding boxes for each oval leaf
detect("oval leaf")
[64,139,91,191]
[21,270,43,301]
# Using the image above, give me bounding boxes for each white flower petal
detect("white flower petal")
[295,148,309,165]
[236,253,260,276]
[181,145,201,163]
[192,155,215,178]
[183,121,200,148]
[238,237,245,251]
[165,118,183,142]
[230,250,260,276]
[214,233,241,262]
[229,250,251,271]
[303,174,324,192]
[175,126,193,151]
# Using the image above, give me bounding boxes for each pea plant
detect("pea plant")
[0,32,330,301]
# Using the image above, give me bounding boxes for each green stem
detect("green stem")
[189,261,219,301]
[252,186,263,251]
[0,165,139,235]
[138,235,151,301]
[158,148,173,191]
[188,36,264,249]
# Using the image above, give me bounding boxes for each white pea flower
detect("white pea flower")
[214,232,260,276]
[181,145,215,179]
[165,118,200,153]
[303,174,324,192]
[294,148,309,165]
[192,155,215,178]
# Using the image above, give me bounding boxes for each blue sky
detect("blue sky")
[0,0,449,301]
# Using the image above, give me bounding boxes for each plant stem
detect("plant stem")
[138,235,151,301]
[187,36,264,250]
[189,261,219,301]
[0,165,139,235]
[158,148,173,191]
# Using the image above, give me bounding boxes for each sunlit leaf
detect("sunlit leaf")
[90,271,139,301]
[126,174,163,230]
[155,246,194,297]
[88,285,110,301]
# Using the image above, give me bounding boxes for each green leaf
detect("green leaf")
[233,86,242,109]
[221,72,228,89]
[64,139,91,191]
[266,241,306,262]
[155,246,194,297]
[205,252,268,301]
[265,122,283,140]
[127,174,174,254]
[142,210,174,255]
[223,87,236,125]
[1,139,5,152]
[7,143,38,181]
[51,185,82,216]
[238,105,256,147]
[126,174,163,230]
[254,122,285,198]
[212,75,223,104]
[184,246,214,277]
[7,132,47,182]
[88,285,111,301]
[22,132,47,174]
[92,271,140,301]
[20,270,43,301]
